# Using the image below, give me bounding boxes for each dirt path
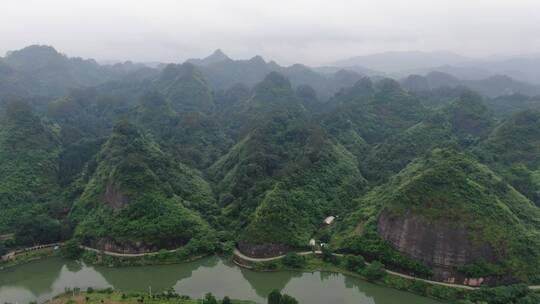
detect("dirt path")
[232,248,322,262]
[80,246,178,257]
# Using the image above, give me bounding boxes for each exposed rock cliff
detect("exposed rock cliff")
[378,210,495,281]
[341,148,540,284]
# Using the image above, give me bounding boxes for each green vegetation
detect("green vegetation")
[475,110,540,206]
[243,253,540,303]
[60,239,84,259]
[282,253,307,268]
[2,46,540,301]
[362,261,386,282]
[69,121,216,252]
[363,90,495,181]
[0,246,59,269]
[0,101,63,240]
[48,290,255,304]
[338,148,540,282]
[267,289,299,304]
[211,73,366,249]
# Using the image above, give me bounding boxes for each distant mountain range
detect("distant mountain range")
[1,45,540,106]
[330,50,540,85]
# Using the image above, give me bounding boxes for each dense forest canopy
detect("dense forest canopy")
[1,45,540,286]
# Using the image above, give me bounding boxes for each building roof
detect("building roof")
[323,216,335,225]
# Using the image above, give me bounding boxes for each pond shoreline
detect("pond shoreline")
[3,244,539,304]
[0,255,443,304]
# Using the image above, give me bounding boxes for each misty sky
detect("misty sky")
[2,0,540,65]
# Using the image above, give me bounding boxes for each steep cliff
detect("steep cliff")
[339,149,540,284]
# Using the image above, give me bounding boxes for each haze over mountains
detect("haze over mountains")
[4,44,540,104]
[2,44,540,291]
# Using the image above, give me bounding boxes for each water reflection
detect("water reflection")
[0,257,441,304]
[238,264,301,298]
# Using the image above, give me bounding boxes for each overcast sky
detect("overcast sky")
[2,0,540,65]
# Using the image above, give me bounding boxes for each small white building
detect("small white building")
[323,216,336,225]
[309,239,316,247]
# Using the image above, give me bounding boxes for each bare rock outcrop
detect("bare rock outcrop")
[377,210,495,282]
[104,182,129,210]
[91,237,189,254]
[238,242,290,258]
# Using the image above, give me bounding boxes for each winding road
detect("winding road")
[233,248,475,290]
[78,246,540,290]
[80,246,179,257]
[9,244,534,291]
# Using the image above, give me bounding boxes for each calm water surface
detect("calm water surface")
[0,257,441,304]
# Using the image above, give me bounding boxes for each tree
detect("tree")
[268,289,282,304]
[0,242,6,256]
[281,294,299,304]
[282,253,306,268]
[345,255,366,273]
[14,214,61,245]
[319,230,331,243]
[203,293,217,304]
[363,261,386,282]
[222,296,232,304]
[61,239,84,259]
[321,246,338,264]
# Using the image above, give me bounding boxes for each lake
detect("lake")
[0,256,441,304]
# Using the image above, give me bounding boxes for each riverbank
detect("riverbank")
[0,245,60,270]
[232,249,540,303]
[3,244,539,303]
[1,256,443,304]
[47,289,255,304]
[79,245,211,267]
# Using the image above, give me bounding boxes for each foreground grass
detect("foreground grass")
[48,290,255,304]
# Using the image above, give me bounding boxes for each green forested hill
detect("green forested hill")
[363,90,495,181]
[321,78,426,167]
[0,101,62,239]
[475,110,540,206]
[69,121,215,251]
[337,149,540,282]
[209,73,367,253]
[2,46,540,287]
[159,63,216,114]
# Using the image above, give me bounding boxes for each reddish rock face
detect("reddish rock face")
[238,242,290,258]
[94,238,157,253]
[104,182,129,210]
[377,210,495,282]
[92,237,188,254]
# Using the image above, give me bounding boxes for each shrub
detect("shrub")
[321,246,339,264]
[268,289,282,304]
[409,280,429,295]
[282,253,306,268]
[458,259,502,277]
[362,261,386,282]
[222,296,232,304]
[345,255,366,273]
[203,292,218,304]
[466,284,539,304]
[0,242,7,256]
[281,294,299,304]
[61,239,84,259]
